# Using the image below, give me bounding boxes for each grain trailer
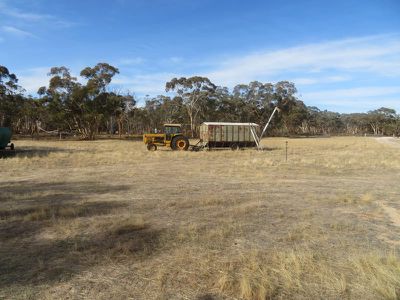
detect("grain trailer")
[199,122,259,150]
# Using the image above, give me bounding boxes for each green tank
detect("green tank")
[0,127,13,150]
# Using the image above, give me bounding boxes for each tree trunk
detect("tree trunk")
[370,123,379,135]
[187,106,195,138]
[118,118,123,138]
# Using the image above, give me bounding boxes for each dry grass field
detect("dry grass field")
[1,136,400,299]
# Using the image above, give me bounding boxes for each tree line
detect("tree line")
[1,63,399,139]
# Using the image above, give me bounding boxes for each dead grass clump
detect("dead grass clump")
[198,196,228,207]
[331,192,376,206]
[216,249,400,300]
[329,221,357,232]
[175,223,204,244]
[216,248,330,299]
[24,205,89,221]
[113,215,147,235]
[334,194,359,205]
[0,201,125,222]
[360,192,374,204]
[283,222,313,242]
[172,220,244,250]
[350,252,400,300]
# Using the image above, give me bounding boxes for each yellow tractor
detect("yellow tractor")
[143,124,190,151]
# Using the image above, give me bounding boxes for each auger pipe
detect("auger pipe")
[259,106,279,141]
[250,126,260,148]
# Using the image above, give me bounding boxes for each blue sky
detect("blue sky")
[1,0,399,113]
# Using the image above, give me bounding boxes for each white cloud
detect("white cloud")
[4,10,52,21]
[111,35,400,110]
[290,75,350,85]
[309,98,399,111]
[0,1,52,21]
[17,67,84,95]
[168,56,183,64]
[0,1,77,28]
[118,57,145,66]
[206,34,400,86]
[17,67,50,94]
[113,72,179,95]
[303,86,400,100]
[17,67,173,97]
[302,86,400,111]
[1,25,35,38]
[13,33,400,112]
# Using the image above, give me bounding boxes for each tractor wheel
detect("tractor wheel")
[172,136,189,151]
[147,143,157,151]
[230,143,240,151]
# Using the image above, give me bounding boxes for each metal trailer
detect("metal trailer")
[199,122,259,150]
[0,127,14,150]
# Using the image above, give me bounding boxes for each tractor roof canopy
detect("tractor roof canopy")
[164,124,182,135]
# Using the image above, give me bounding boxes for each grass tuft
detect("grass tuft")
[113,215,147,235]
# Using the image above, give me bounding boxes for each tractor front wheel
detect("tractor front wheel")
[171,136,189,151]
[147,143,157,151]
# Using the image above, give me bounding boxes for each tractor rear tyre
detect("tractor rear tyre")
[172,136,189,151]
[147,143,157,151]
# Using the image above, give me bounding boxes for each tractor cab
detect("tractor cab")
[143,124,189,151]
[164,124,182,141]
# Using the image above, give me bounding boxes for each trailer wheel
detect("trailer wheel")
[10,143,14,151]
[172,136,189,151]
[230,143,240,151]
[191,145,202,152]
[147,143,157,151]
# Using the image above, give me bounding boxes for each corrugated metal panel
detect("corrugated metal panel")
[203,122,259,126]
[226,125,232,142]
[215,125,220,142]
[200,123,258,143]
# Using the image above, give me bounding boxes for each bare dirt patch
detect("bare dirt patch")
[376,137,400,148]
[380,203,400,228]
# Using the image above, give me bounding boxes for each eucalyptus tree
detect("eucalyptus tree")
[166,76,216,136]
[39,63,120,139]
[0,66,24,127]
[232,81,277,124]
[103,92,134,136]
[341,113,370,135]
[160,96,185,124]
[38,66,79,132]
[270,81,306,134]
[214,86,240,121]
[367,107,397,135]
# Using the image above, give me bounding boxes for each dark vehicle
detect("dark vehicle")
[0,127,14,150]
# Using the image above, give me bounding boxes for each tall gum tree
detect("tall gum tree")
[40,63,120,139]
[166,76,216,137]
[0,66,24,127]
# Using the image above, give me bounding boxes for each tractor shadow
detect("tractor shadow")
[0,180,164,289]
